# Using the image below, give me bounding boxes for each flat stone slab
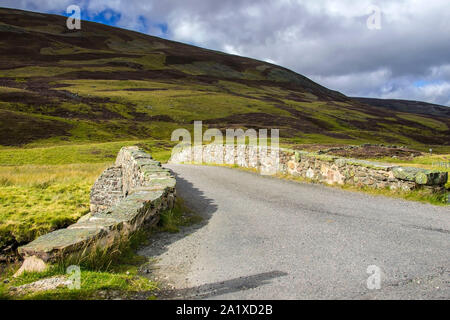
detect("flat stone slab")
[68,218,119,231]
[19,228,104,259]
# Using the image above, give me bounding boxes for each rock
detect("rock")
[10,276,71,295]
[90,166,123,214]
[13,256,47,277]
[77,212,92,223]
[393,167,448,185]
[426,171,448,185]
[414,171,429,185]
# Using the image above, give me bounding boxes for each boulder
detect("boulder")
[393,167,448,185]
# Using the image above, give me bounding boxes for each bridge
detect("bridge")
[15,147,449,299]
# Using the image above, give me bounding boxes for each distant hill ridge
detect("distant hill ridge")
[353,97,450,118]
[0,7,448,150]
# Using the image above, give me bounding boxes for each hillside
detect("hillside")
[353,97,450,118]
[0,7,449,151]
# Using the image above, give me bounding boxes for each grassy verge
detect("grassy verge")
[158,197,203,233]
[195,162,448,206]
[278,172,448,206]
[0,196,199,300]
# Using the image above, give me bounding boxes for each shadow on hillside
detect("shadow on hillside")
[162,270,288,299]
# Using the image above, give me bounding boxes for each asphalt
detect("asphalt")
[140,164,450,300]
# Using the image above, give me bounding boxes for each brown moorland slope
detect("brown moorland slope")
[0,7,448,150]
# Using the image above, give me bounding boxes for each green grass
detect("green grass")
[158,197,202,233]
[276,172,449,206]
[0,86,31,94]
[0,230,158,300]
[341,184,448,206]
[0,140,173,166]
[0,163,106,248]
[0,140,174,250]
[397,113,448,131]
[0,196,198,300]
[5,266,157,300]
[0,66,79,78]
[59,79,291,122]
[21,270,157,300]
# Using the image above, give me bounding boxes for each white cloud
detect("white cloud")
[223,44,241,56]
[381,82,450,106]
[312,69,393,97]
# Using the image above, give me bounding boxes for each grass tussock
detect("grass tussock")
[158,197,202,233]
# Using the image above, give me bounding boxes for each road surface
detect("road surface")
[139,164,449,299]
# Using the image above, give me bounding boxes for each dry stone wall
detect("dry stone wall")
[170,145,447,192]
[286,151,446,192]
[16,147,176,274]
[90,166,123,214]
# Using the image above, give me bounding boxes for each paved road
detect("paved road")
[141,164,450,299]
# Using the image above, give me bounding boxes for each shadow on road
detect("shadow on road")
[138,169,217,259]
[162,270,288,299]
[171,169,218,222]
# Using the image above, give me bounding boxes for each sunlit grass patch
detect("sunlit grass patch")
[0,140,176,250]
[55,79,292,121]
[0,66,78,78]
[0,163,106,248]
[0,87,32,94]
[0,140,173,166]
[397,113,448,131]
[19,270,158,300]
[277,172,448,206]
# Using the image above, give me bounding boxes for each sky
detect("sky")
[2,0,450,106]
